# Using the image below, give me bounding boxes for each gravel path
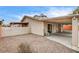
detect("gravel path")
[0,34,76,53]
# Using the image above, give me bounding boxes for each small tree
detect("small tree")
[73,7,79,14]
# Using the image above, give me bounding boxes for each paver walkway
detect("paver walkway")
[0,34,76,53]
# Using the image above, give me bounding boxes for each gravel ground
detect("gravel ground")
[0,34,76,53]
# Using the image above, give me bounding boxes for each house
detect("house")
[21,14,73,36]
[20,14,79,50]
[10,22,28,27]
[8,14,79,50]
[21,14,48,36]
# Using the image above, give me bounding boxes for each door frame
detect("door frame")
[47,24,52,33]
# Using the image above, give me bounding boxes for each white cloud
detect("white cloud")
[16,13,41,21]
[18,7,74,18]
[44,7,74,17]
[7,7,75,24]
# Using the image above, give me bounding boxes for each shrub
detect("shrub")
[17,43,32,53]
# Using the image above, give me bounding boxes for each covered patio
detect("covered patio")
[44,15,72,36]
[44,14,79,51]
[47,33,72,49]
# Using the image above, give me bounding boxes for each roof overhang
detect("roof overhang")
[10,22,28,24]
[21,14,79,24]
[43,14,79,24]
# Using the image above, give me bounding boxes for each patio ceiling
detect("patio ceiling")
[44,14,79,24]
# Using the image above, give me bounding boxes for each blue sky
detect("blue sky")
[0,6,77,24]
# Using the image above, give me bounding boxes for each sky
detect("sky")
[0,6,77,24]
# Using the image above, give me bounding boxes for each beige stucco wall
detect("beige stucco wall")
[22,18,31,33]
[52,24,58,33]
[22,18,44,36]
[31,20,44,36]
[44,22,48,36]
[10,24,22,27]
[22,18,31,27]
[1,27,30,37]
[78,31,79,47]
[72,17,78,50]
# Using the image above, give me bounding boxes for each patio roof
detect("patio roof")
[44,14,79,24]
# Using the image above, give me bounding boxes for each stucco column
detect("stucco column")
[44,22,48,36]
[61,24,63,32]
[58,24,61,32]
[72,17,78,49]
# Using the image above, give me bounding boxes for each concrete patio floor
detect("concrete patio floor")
[0,34,76,53]
[47,33,72,49]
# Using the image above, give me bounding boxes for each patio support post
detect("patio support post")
[44,22,48,36]
[61,24,63,32]
[72,17,78,50]
[58,24,61,33]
